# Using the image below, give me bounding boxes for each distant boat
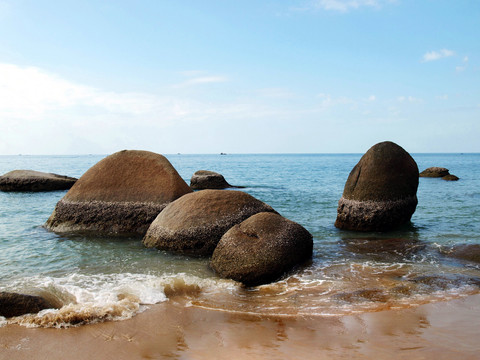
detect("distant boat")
[220,152,227,155]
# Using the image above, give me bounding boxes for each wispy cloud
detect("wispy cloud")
[422,49,455,62]
[456,56,469,72]
[397,95,422,103]
[173,71,228,88]
[302,0,396,12]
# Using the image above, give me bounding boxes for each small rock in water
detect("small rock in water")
[0,292,59,318]
[419,167,450,177]
[335,141,419,232]
[211,212,313,286]
[442,174,460,181]
[190,170,243,190]
[0,170,77,192]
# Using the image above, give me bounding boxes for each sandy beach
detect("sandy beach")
[1,294,479,360]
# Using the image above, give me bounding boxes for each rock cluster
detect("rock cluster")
[335,141,419,231]
[45,150,192,236]
[0,170,77,192]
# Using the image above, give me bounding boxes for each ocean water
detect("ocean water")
[1,153,479,327]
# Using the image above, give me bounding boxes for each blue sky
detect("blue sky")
[0,0,478,154]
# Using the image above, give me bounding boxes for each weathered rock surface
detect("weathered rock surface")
[211,212,313,286]
[0,292,58,318]
[45,150,192,236]
[190,170,243,190]
[143,190,277,256]
[419,167,450,177]
[0,170,77,192]
[335,141,419,231]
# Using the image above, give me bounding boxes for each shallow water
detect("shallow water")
[1,153,479,327]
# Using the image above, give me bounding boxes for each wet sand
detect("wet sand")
[1,294,479,360]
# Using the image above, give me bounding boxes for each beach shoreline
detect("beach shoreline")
[1,294,479,360]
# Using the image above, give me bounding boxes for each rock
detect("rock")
[0,292,58,318]
[442,174,459,181]
[210,212,313,286]
[143,190,277,256]
[190,170,242,190]
[0,170,77,192]
[343,237,425,257]
[335,141,419,231]
[45,150,192,236]
[419,167,450,177]
[440,244,480,263]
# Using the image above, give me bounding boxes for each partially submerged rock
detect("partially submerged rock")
[143,190,277,256]
[211,212,313,286]
[45,150,192,236]
[190,170,243,190]
[0,292,58,318]
[0,170,77,192]
[420,167,460,181]
[442,174,459,181]
[419,167,450,177]
[335,141,419,231]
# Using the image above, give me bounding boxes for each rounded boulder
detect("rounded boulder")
[419,167,450,177]
[0,170,77,192]
[211,212,313,286]
[335,141,419,231]
[143,190,277,256]
[45,150,192,236]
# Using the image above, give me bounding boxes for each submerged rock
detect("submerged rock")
[0,170,77,192]
[190,170,243,190]
[344,237,425,258]
[440,244,480,264]
[211,212,313,286]
[45,150,192,236]
[335,141,419,232]
[0,292,58,318]
[143,190,277,256]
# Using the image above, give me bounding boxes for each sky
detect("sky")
[0,0,478,154]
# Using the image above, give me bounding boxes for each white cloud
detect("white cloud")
[367,95,376,101]
[306,0,395,12]
[422,49,455,62]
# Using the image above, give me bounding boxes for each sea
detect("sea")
[1,153,479,328]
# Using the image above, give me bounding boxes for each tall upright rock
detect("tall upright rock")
[335,141,419,231]
[45,150,192,235]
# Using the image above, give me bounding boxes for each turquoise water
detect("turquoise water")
[1,153,479,327]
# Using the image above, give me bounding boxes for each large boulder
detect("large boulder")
[190,170,242,190]
[0,292,58,318]
[335,141,419,231]
[143,190,277,256]
[45,150,192,236]
[211,212,313,286]
[0,170,77,192]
